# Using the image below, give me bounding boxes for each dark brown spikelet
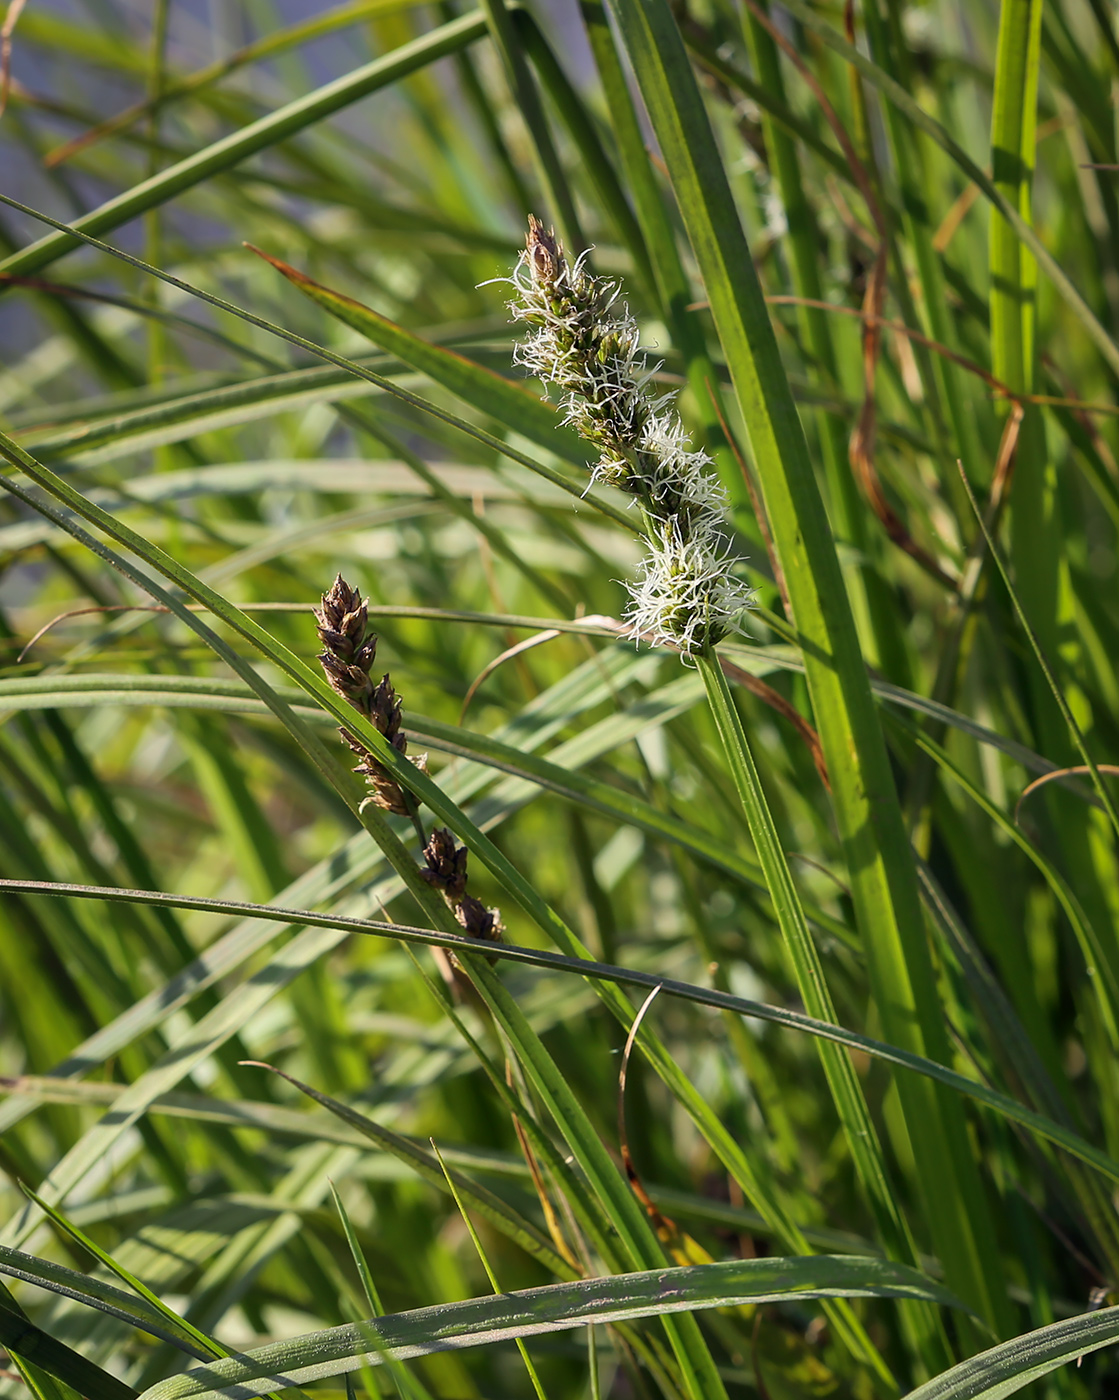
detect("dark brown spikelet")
[420,827,469,900]
[315,575,415,815]
[341,729,412,817]
[316,575,377,672]
[422,828,503,954]
[456,893,502,943]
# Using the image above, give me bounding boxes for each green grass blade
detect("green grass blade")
[135,1254,965,1400]
[605,0,1012,1334]
[902,1307,1119,1399]
[8,881,1116,1200]
[0,12,489,282]
[990,0,1044,396]
[696,653,931,1322]
[246,247,587,465]
[0,1242,208,1357]
[13,1185,251,1372]
[0,1291,137,1400]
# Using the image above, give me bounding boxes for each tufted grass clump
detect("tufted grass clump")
[1,3,1118,1399]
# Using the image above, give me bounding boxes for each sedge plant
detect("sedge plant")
[0,2,1118,1399]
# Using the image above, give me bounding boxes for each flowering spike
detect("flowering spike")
[314,575,420,815]
[421,828,504,953]
[506,219,754,653]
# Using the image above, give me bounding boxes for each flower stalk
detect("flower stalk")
[507,216,753,654]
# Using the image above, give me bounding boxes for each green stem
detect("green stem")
[697,648,944,1371]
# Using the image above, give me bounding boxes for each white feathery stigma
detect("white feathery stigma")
[505,216,754,653]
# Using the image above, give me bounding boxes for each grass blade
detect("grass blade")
[902,1307,1119,1399]
[605,0,1012,1334]
[135,1255,965,1400]
[0,12,488,282]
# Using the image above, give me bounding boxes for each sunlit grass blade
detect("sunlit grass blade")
[0,12,489,282]
[605,0,1012,1335]
[901,1307,1119,1400]
[246,246,587,464]
[0,1248,206,1360]
[134,1254,966,1400]
[7,879,1117,1192]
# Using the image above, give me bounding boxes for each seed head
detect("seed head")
[421,828,503,954]
[421,827,469,901]
[315,575,419,815]
[506,218,754,653]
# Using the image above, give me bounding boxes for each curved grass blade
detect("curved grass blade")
[901,1306,1119,1399]
[0,11,489,282]
[0,193,638,534]
[0,1293,137,1400]
[18,1185,229,1362]
[246,247,586,465]
[136,1256,966,1400]
[0,644,1081,790]
[605,0,1012,1333]
[0,667,847,940]
[0,1243,209,1358]
[6,879,1118,1188]
[18,359,400,463]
